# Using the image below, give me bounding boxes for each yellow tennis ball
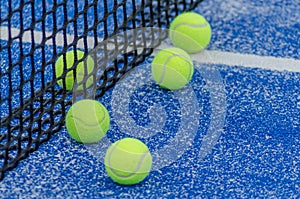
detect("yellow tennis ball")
[151,47,194,90]
[169,12,212,54]
[55,50,94,90]
[105,138,152,185]
[65,99,110,143]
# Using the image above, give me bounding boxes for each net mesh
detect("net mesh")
[0,0,203,180]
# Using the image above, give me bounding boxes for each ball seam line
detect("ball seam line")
[109,152,150,178]
[98,104,107,125]
[158,53,193,85]
[107,141,150,178]
[170,23,208,45]
[69,116,99,126]
[158,54,178,84]
[68,102,107,129]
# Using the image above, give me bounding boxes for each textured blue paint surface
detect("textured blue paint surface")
[201,0,300,59]
[1,0,300,198]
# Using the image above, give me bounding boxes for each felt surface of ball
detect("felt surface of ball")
[105,138,152,185]
[55,50,94,90]
[169,12,212,54]
[152,47,194,90]
[65,99,110,143]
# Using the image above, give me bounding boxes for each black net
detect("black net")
[0,0,203,180]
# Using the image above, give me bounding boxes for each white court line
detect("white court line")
[192,50,300,73]
[157,42,300,73]
[0,26,95,49]
[1,26,300,73]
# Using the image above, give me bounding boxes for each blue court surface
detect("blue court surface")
[1,0,300,198]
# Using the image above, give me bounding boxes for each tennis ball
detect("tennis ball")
[151,47,194,90]
[105,138,152,185]
[65,99,110,143]
[55,50,94,90]
[169,12,211,54]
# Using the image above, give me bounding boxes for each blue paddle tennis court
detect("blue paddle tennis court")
[0,0,299,198]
